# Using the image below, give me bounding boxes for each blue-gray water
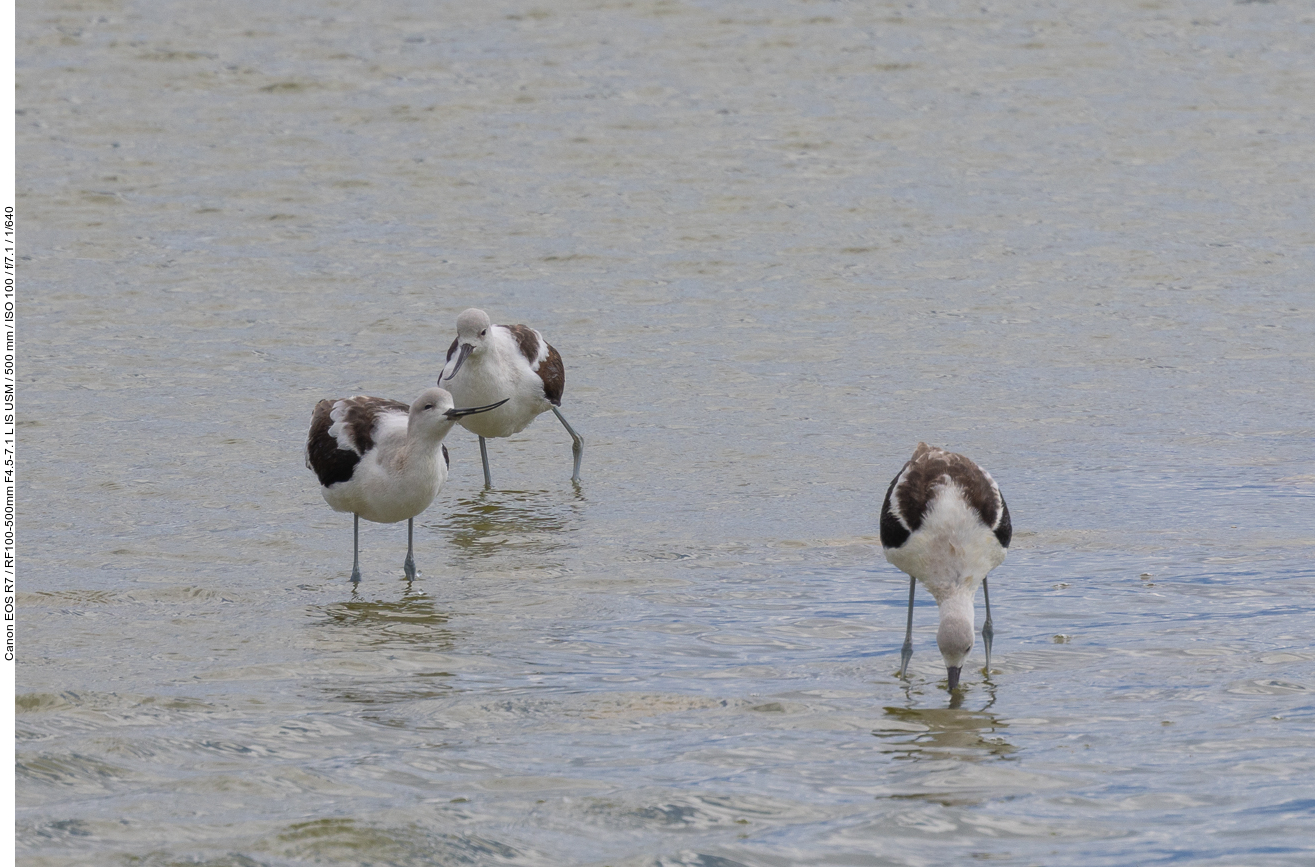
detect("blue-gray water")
[18,0,1315,864]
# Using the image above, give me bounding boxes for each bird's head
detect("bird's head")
[443,308,493,382]
[410,386,507,438]
[936,596,975,691]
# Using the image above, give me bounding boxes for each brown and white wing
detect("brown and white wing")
[506,323,565,406]
[880,442,1011,550]
[306,396,409,487]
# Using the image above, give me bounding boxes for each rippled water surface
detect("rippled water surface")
[18,0,1315,864]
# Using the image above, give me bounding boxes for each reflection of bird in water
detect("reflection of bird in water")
[306,387,506,582]
[877,704,1016,763]
[317,588,458,704]
[880,442,1012,690]
[320,589,455,651]
[438,307,584,486]
[439,490,579,559]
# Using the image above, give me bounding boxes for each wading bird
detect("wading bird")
[880,442,1012,690]
[438,307,584,486]
[306,387,506,582]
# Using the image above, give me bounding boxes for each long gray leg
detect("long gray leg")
[982,576,994,675]
[551,406,584,482]
[899,575,915,678]
[403,518,416,581]
[350,513,361,583]
[478,436,492,488]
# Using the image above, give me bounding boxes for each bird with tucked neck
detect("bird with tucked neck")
[306,386,507,582]
[439,307,584,486]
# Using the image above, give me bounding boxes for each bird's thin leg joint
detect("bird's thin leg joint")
[478,436,492,488]
[551,406,584,482]
[899,575,915,679]
[403,518,416,581]
[350,513,362,583]
[982,576,994,676]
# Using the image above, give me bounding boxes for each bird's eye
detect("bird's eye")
[479,329,486,336]
[424,403,434,410]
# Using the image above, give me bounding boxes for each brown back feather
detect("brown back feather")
[537,343,565,405]
[880,443,1011,549]
[505,324,540,362]
[306,396,409,487]
[506,324,565,405]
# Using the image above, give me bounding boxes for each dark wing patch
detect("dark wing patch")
[890,443,1007,539]
[994,494,1012,548]
[506,324,565,405]
[305,396,408,488]
[442,443,450,468]
[307,399,360,487]
[944,454,1002,532]
[879,466,912,549]
[969,473,1005,534]
[892,450,941,535]
[537,343,565,406]
[337,396,409,455]
[506,324,541,365]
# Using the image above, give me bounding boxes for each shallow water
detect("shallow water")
[17,0,1315,864]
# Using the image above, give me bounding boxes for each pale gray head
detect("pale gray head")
[444,308,494,382]
[455,308,492,344]
[408,386,508,439]
[937,609,975,691]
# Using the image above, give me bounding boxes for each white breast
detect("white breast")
[884,485,1006,602]
[445,328,552,438]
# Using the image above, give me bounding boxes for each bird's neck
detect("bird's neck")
[936,591,976,668]
[938,590,975,625]
[394,420,455,470]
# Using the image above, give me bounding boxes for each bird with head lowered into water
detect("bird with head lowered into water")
[880,442,1012,691]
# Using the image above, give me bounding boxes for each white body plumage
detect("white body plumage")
[438,307,583,484]
[305,387,507,581]
[318,401,448,524]
[439,316,556,439]
[884,486,1007,609]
